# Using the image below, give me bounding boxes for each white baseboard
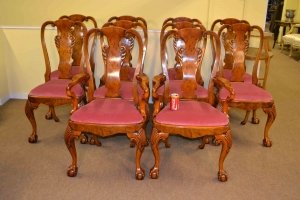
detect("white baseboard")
[0,95,10,106]
[0,93,28,106]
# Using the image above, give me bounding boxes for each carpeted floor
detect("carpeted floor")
[1,47,300,200]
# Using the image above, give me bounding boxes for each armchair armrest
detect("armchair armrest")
[136,74,150,119]
[213,77,235,115]
[66,73,90,113]
[152,74,166,99]
[152,74,166,117]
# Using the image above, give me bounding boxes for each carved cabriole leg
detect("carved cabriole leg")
[25,100,39,143]
[45,105,59,122]
[65,125,78,177]
[251,110,260,124]
[127,129,148,180]
[241,111,250,125]
[262,104,276,147]
[199,136,210,149]
[214,130,232,182]
[150,128,169,179]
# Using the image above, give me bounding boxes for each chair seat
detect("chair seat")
[70,98,144,125]
[223,69,252,83]
[157,80,208,99]
[282,34,300,45]
[94,81,142,100]
[50,66,83,79]
[155,101,229,126]
[219,82,273,102]
[29,79,84,98]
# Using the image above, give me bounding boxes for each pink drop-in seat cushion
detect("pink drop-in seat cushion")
[50,66,83,80]
[94,81,143,100]
[29,79,84,98]
[70,98,143,125]
[223,69,252,83]
[219,82,273,102]
[155,101,229,126]
[157,80,208,99]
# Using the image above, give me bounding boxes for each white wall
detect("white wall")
[0,0,268,105]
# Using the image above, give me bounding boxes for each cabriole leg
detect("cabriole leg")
[262,104,277,147]
[150,128,169,179]
[127,129,148,180]
[25,100,39,143]
[215,130,232,182]
[45,105,59,122]
[65,125,78,177]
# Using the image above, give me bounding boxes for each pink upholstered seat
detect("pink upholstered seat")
[94,81,143,100]
[156,101,228,126]
[50,66,83,80]
[223,69,252,83]
[219,82,273,102]
[157,80,208,99]
[70,98,143,124]
[29,79,84,98]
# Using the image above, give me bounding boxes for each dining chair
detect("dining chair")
[216,22,276,147]
[43,14,97,124]
[80,18,149,146]
[150,27,233,182]
[64,25,149,180]
[25,19,89,143]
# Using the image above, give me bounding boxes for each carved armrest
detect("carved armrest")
[152,74,166,117]
[66,73,90,113]
[152,74,166,100]
[136,74,150,119]
[212,77,235,115]
[213,77,235,101]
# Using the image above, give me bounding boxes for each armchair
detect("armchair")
[281,24,300,56]
[64,26,149,180]
[150,27,233,182]
[216,23,276,147]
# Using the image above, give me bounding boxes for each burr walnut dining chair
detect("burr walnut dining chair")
[42,14,97,122]
[64,26,149,180]
[216,23,276,147]
[25,19,89,143]
[153,19,208,112]
[80,18,149,146]
[150,27,233,182]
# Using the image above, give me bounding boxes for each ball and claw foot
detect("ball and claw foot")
[28,135,38,143]
[135,168,145,180]
[218,170,228,182]
[150,167,159,179]
[79,134,88,144]
[251,117,260,124]
[67,165,78,177]
[240,120,247,125]
[89,136,102,146]
[263,138,272,147]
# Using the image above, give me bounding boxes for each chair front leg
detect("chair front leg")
[25,100,39,143]
[150,127,169,179]
[214,129,232,182]
[262,104,277,147]
[65,124,78,177]
[127,129,148,180]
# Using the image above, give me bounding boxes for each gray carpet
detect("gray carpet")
[1,47,300,200]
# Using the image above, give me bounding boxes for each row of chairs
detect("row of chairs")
[25,15,276,181]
